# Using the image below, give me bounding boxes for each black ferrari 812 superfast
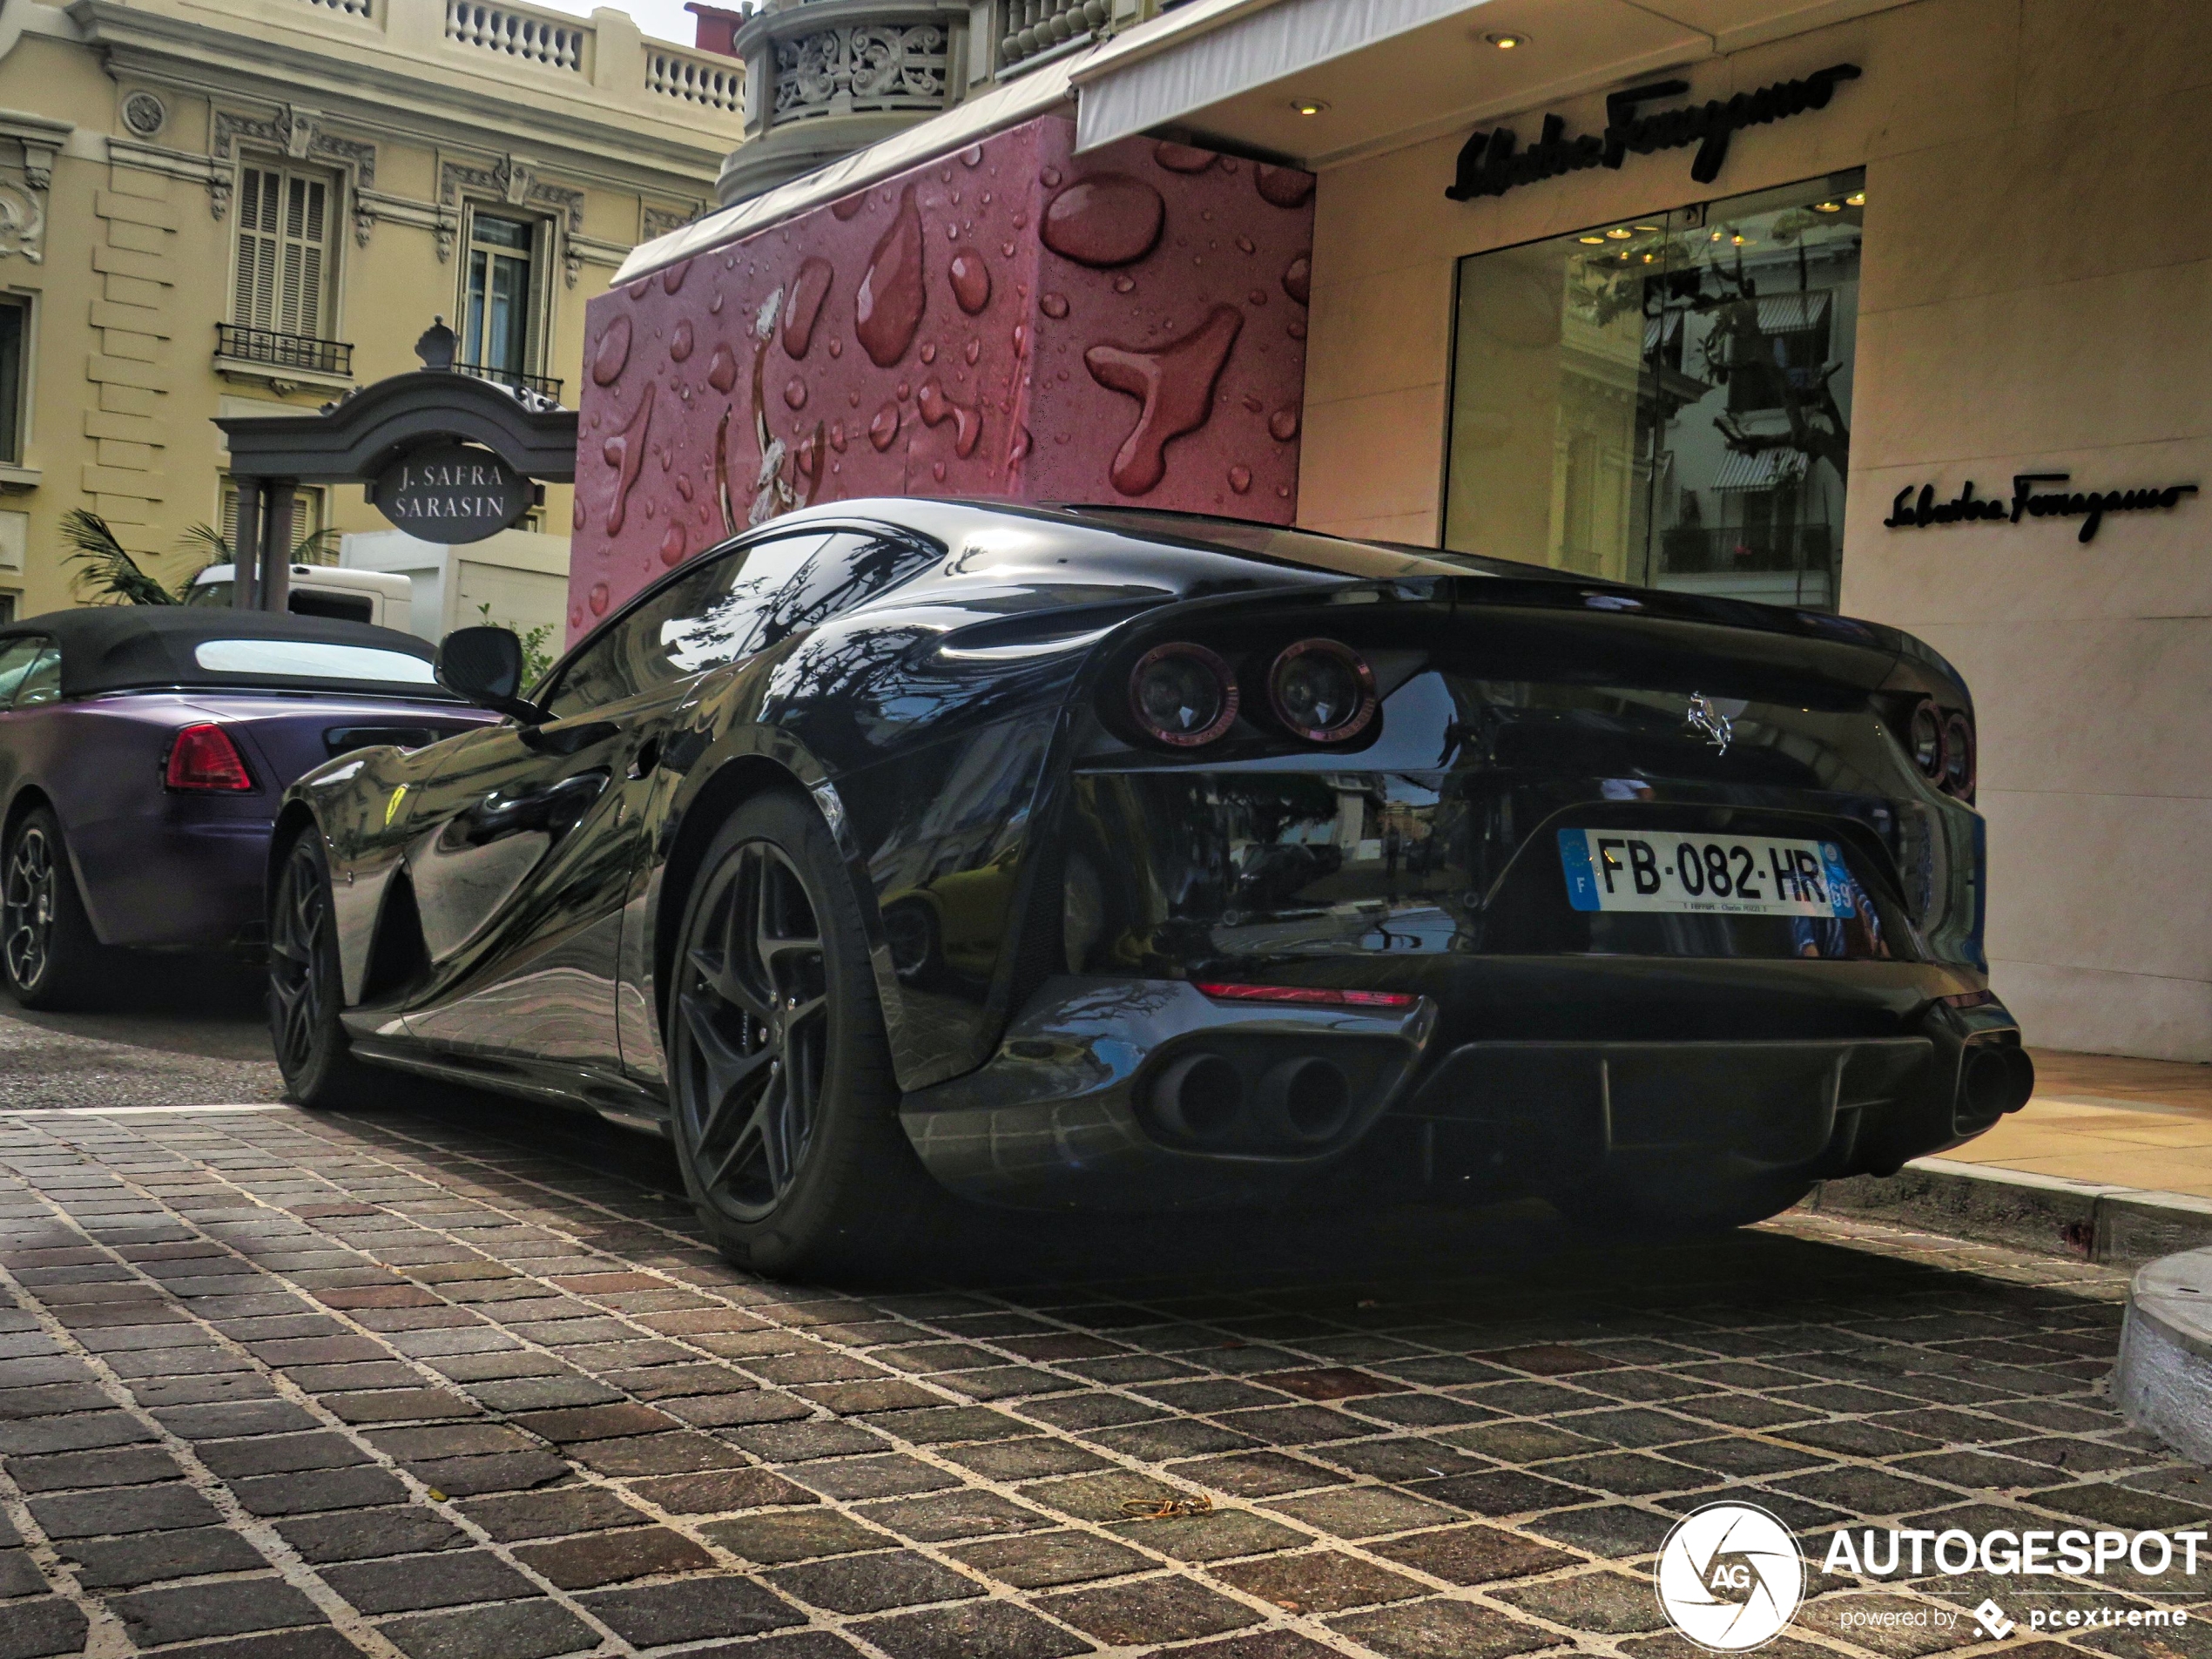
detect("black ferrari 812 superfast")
[270,501,2030,1273]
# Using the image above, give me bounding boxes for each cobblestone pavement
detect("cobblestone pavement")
[0,1089,2208,1655]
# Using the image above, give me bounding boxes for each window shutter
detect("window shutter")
[233,166,332,340]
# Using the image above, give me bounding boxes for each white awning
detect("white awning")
[1754,291,1831,333]
[1710,448,1809,492]
[1072,0,1493,153]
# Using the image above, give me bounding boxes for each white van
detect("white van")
[185,563,414,631]
[337,529,569,646]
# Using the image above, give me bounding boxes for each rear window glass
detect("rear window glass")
[192,639,435,685]
[1065,509,1485,581]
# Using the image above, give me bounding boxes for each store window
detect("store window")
[1445,172,1864,609]
[462,212,539,388]
[233,166,335,343]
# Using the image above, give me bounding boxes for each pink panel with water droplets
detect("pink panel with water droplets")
[567,116,1312,640]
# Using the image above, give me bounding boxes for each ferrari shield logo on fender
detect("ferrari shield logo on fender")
[1686,693,1733,755]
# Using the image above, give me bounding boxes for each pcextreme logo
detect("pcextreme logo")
[1655,1503,1805,1650]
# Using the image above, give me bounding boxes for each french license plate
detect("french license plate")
[1558,828,1856,918]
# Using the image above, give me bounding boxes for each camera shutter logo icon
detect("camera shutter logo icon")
[1654,1502,1805,1650]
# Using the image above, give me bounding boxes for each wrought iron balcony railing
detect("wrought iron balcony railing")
[215,324,353,377]
[457,361,564,401]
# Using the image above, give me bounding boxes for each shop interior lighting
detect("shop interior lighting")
[1813,200,1842,212]
[1604,226,1633,239]
[1291,98,1330,117]
[1577,234,1606,245]
[1845,190,1866,205]
[1484,31,1528,49]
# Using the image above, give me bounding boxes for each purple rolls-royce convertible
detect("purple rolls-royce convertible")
[0,607,491,1008]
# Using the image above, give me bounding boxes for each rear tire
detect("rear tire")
[666,790,934,1279]
[269,831,382,1110]
[3,805,113,1010]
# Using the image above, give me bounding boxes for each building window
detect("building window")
[1446,171,1864,609]
[0,297,25,465]
[233,166,336,347]
[462,212,539,387]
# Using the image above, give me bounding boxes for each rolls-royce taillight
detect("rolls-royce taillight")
[165,724,254,792]
[1129,642,1238,747]
[1268,638,1377,743]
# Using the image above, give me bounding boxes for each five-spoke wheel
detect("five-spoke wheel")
[673,840,829,1218]
[269,837,332,1080]
[668,791,928,1276]
[268,831,377,1109]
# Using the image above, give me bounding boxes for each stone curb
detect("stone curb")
[1807,1157,2212,1267]
[2113,1247,2212,1463]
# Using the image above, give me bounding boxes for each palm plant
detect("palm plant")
[59,509,179,605]
[62,510,348,606]
[179,521,343,573]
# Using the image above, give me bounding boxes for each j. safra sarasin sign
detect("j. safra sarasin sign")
[370,442,535,545]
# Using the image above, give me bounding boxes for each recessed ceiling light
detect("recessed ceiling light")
[1633,224,1662,233]
[1812,201,1842,212]
[1845,190,1866,206]
[1291,98,1330,117]
[1484,31,1529,49]
[1604,226,1632,239]
[1577,235,1606,245]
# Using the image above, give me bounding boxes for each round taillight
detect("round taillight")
[1907,699,1945,781]
[1268,638,1377,744]
[1129,643,1238,747]
[1942,710,1975,797]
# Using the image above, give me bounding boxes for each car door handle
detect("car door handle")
[450,769,611,846]
[629,736,661,781]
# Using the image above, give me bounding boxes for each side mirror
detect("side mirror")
[435,625,544,725]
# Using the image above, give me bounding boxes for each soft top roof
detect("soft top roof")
[2,606,454,699]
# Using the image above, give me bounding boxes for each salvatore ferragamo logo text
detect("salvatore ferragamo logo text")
[1883,472,2198,544]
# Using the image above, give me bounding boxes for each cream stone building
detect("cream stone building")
[0,0,745,612]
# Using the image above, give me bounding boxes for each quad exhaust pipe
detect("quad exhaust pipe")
[1150,1050,1354,1149]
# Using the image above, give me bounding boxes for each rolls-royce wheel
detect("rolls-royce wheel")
[669,790,932,1278]
[1550,1171,1813,1240]
[2,805,111,1010]
[268,831,381,1110]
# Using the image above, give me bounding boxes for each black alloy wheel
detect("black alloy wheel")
[669,791,931,1276]
[268,832,379,1109]
[2,805,106,1009]
[675,838,828,1217]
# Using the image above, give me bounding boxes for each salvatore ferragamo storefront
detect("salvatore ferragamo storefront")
[1070,0,2211,1061]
